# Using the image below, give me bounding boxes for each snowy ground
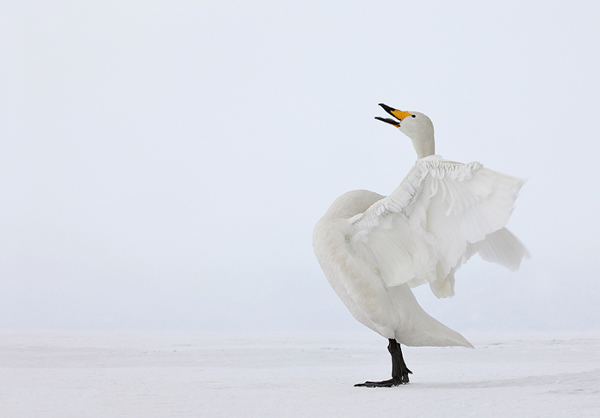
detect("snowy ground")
[1,332,599,417]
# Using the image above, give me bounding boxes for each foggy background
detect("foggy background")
[1,1,599,334]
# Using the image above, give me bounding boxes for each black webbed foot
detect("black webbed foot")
[354,339,412,387]
[354,374,409,387]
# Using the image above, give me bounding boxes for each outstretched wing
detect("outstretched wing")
[348,155,528,298]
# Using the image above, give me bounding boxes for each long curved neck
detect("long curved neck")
[411,133,435,159]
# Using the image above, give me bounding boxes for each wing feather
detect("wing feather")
[348,155,527,298]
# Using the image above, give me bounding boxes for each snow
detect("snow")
[1,332,599,417]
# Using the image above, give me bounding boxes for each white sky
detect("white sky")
[1,1,599,333]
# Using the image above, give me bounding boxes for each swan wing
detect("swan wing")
[348,155,527,298]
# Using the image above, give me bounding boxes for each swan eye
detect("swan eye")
[412,115,416,118]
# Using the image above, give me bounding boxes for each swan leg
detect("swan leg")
[355,339,412,387]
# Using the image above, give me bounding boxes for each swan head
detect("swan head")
[375,103,435,159]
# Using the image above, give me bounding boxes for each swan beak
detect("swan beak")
[375,103,413,127]
[374,116,400,127]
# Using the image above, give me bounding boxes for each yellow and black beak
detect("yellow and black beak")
[375,103,414,127]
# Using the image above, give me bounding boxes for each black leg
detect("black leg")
[355,339,412,387]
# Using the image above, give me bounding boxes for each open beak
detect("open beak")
[375,103,413,127]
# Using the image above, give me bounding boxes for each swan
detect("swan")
[313,103,529,387]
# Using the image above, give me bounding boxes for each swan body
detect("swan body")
[313,104,528,385]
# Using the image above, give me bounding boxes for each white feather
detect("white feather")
[313,109,528,348]
[350,155,526,298]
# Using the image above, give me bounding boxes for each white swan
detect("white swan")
[313,103,529,387]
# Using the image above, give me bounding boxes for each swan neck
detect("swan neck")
[412,135,435,159]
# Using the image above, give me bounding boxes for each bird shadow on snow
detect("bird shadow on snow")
[412,368,600,394]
